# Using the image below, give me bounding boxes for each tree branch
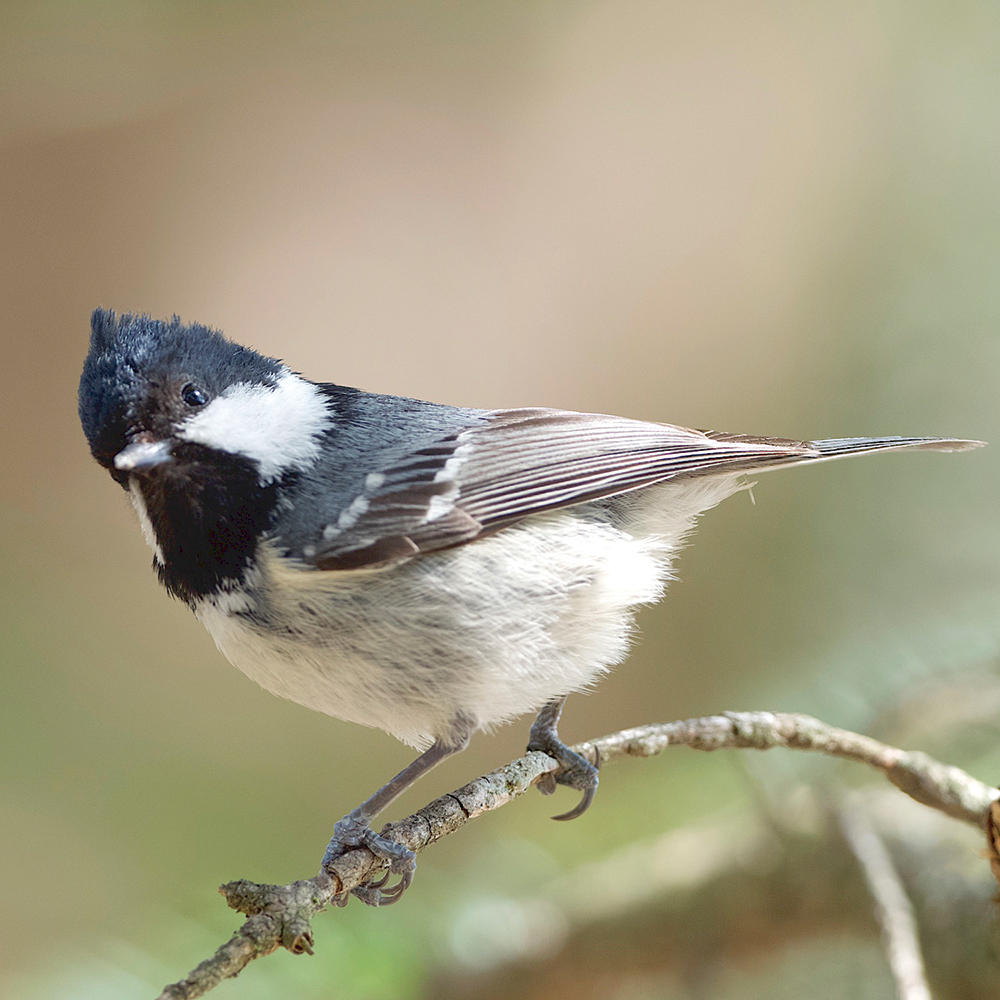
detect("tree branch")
[155,711,999,1000]
[839,798,933,1000]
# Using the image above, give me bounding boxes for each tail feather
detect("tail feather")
[701,431,984,475]
[808,436,985,459]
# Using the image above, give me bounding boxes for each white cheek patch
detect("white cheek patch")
[178,369,330,481]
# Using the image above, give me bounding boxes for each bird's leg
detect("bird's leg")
[323,715,473,906]
[526,695,600,821]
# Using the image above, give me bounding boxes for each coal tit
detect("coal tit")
[78,309,982,904]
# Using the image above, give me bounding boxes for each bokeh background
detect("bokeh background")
[3,2,999,997]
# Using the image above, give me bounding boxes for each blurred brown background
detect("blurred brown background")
[2,2,999,998]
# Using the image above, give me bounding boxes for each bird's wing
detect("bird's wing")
[305,407,824,569]
[308,408,980,570]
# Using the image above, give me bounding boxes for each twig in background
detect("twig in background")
[839,797,933,1000]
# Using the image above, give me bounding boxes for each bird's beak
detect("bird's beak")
[114,439,174,472]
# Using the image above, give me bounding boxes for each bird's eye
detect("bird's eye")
[181,383,208,407]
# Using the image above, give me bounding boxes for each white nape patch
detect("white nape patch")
[129,481,163,562]
[364,472,386,491]
[178,369,329,482]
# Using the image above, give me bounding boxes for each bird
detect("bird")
[78,309,983,905]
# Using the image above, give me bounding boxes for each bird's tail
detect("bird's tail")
[806,436,985,461]
[697,431,985,476]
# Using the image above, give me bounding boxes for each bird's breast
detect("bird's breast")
[190,510,679,747]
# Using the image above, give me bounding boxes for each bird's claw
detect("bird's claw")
[528,733,601,821]
[322,811,417,907]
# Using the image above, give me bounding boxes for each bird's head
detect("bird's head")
[79,309,328,487]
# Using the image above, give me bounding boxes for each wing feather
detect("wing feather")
[304,405,979,569]
[308,408,816,569]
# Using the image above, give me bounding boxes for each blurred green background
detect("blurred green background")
[2,2,999,997]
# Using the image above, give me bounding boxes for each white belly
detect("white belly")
[194,477,743,748]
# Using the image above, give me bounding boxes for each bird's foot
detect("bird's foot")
[527,727,601,822]
[322,810,416,907]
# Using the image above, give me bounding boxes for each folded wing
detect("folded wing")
[308,407,981,570]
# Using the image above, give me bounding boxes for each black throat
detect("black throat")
[134,445,284,606]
